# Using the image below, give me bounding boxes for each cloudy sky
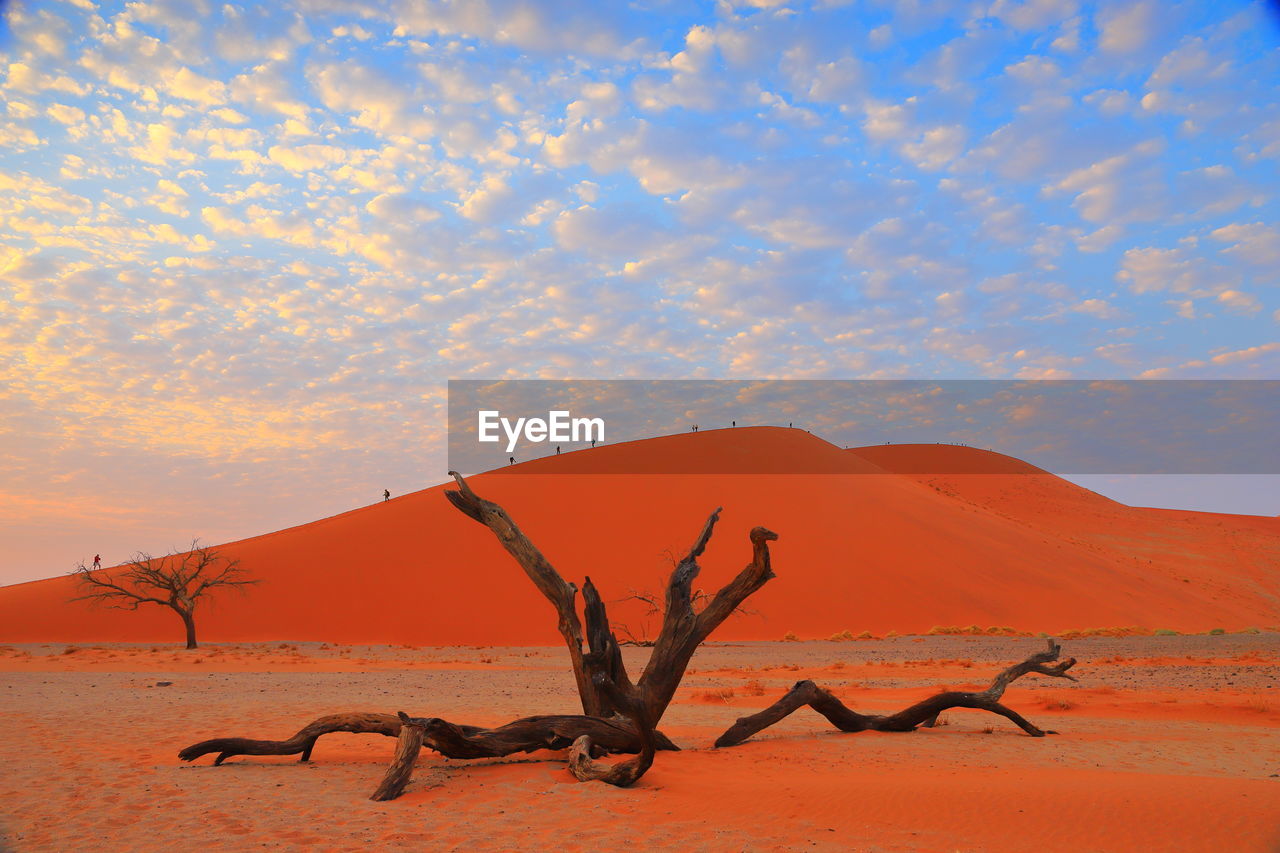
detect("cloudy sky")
[1,0,1277,584]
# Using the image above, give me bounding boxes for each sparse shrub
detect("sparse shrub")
[981,725,995,734]
[885,631,899,639]
[696,687,736,703]
[782,631,800,642]
[1236,627,1261,634]
[1153,629,1179,636]
[926,625,987,636]
[1208,628,1226,636]
[742,680,767,696]
[828,630,854,642]
[61,646,81,655]
[856,631,875,640]
[1038,695,1077,711]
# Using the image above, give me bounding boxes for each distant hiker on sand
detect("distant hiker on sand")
[92,554,101,570]
[509,456,515,465]
[590,439,596,447]
[556,446,561,454]
[383,489,390,502]
[732,420,736,427]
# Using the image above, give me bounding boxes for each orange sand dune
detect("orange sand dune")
[0,428,1276,645]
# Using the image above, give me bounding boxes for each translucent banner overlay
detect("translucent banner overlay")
[447,380,1279,475]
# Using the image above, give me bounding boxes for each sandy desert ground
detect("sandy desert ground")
[2,634,1277,852]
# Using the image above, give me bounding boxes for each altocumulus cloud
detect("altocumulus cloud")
[0,0,1277,582]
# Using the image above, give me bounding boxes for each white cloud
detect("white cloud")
[1216,289,1261,314]
[1116,245,1237,296]
[987,0,1080,32]
[46,103,85,124]
[1097,1,1158,54]
[168,66,227,105]
[366,192,441,223]
[267,143,348,172]
[1210,222,1280,268]
[1071,298,1119,318]
[456,175,518,223]
[230,62,310,120]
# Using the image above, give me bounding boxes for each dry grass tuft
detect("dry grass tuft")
[696,687,736,704]
[1037,694,1077,711]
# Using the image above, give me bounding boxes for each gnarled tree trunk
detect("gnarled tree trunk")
[179,608,198,650]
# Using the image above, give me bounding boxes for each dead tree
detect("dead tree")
[714,639,1078,747]
[72,541,256,649]
[179,472,779,799]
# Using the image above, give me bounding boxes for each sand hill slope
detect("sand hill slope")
[0,428,1275,644]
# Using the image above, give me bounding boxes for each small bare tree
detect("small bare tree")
[72,540,256,649]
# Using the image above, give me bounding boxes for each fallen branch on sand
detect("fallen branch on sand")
[177,473,1078,800]
[713,639,1077,747]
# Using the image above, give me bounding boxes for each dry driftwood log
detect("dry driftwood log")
[714,639,1078,747]
[179,471,778,799]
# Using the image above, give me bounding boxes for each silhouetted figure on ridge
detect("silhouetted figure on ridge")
[509,456,515,465]
[732,420,736,427]
[92,554,101,570]
[556,446,561,454]
[383,489,390,502]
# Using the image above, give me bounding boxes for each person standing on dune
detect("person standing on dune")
[383,489,390,502]
[92,554,101,570]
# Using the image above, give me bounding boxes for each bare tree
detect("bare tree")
[71,541,257,649]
